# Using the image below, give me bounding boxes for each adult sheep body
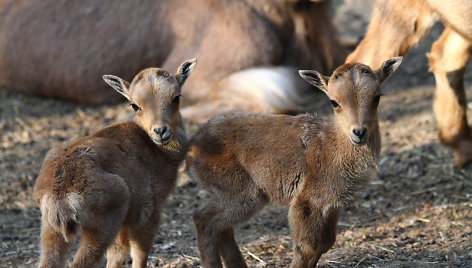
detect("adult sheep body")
[346,0,472,168]
[0,0,344,121]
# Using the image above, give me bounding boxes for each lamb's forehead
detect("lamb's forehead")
[328,63,379,93]
[334,62,372,74]
[129,68,178,96]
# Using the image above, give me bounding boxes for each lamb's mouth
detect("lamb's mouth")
[349,136,366,145]
[153,133,172,145]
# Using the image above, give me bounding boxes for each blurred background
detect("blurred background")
[0,0,471,267]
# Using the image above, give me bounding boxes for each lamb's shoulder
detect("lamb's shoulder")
[297,114,333,147]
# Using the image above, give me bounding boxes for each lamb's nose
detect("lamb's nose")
[352,128,367,139]
[154,126,168,137]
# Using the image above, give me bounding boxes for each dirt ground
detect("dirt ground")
[1,7,472,268]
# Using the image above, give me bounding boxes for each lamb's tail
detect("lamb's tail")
[182,66,325,123]
[39,193,82,242]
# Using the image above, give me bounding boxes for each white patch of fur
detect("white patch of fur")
[322,204,333,217]
[219,67,320,113]
[40,193,83,242]
[66,193,82,220]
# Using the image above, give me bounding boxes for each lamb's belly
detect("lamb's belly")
[255,179,299,207]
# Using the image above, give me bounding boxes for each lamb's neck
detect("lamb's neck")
[162,120,188,162]
[322,121,381,206]
[169,121,188,160]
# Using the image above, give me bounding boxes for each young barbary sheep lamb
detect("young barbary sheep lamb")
[33,59,197,268]
[185,57,402,268]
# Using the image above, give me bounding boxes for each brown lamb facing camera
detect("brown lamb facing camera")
[33,59,196,268]
[186,57,403,268]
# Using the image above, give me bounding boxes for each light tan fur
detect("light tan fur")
[185,58,402,268]
[346,0,472,168]
[33,59,197,268]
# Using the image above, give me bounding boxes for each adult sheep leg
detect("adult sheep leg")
[428,27,472,168]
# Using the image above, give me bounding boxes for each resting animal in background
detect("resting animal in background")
[186,57,403,268]
[33,59,196,268]
[346,0,472,168]
[0,0,344,122]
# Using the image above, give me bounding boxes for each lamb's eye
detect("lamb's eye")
[172,95,181,104]
[130,103,141,111]
[373,94,382,107]
[330,100,340,109]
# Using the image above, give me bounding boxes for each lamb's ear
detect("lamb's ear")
[299,70,329,94]
[102,75,131,100]
[376,56,403,84]
[176,59,197,87]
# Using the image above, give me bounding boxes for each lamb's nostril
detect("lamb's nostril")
[154,126,167,137]
[353,128,367,139]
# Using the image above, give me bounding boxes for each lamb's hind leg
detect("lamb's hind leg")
[428,27,472,168]
[193,201,223,268]
[71,174,130,268]
[71,209,126,268]
[105,229,130,268]
[38,220,71,268]
[288,197,339,268]
[128,213,161,268]
[193,193,267,268]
